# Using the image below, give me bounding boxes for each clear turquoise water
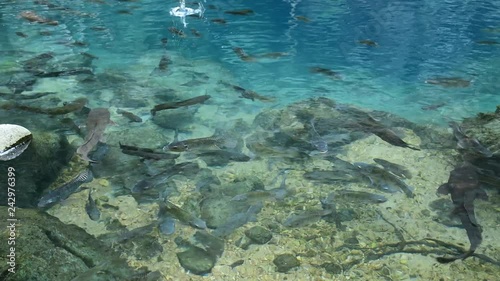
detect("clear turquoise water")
[2,0,499,124]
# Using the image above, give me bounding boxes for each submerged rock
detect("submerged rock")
[176,246,216,275]
[0,207,156,281]
[273,253,300,273]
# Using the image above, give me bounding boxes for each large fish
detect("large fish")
[436,162,488,263]
[38,169,93,208]
[77,108,112,162]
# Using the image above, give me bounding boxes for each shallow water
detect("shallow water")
[1,0,500,280]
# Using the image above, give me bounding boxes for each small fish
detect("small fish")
[211,18,227,24]
[191,29,202,37]
[165,136,224,152]
[233,47,254,62]
[158,55,171,71]
[224,9,254,16]
[303,169,358,184]
[421,102,445,111]
[90,26,107,31]
[15,31,28,38]
[294,15,310,22]
[239,90,274,102]
[371,127,420,151]
[163,200,206,229]
[331,190,387,204]
[373,158,412,179]
[353,162,414,197]
[116,9,132,15]
[20,10,58,25]
[85,189,101,221]
[310,67,341,80]
[257,52,289,59]
[161,37,168,45]
[117,109,142,122]
[38,169,94,208]
[119,142,179,160]
[449,121,493,157]
[425,77,471,88]
[151,95,210,116]
[358,39,378,47]
[212,203,263,237]
[132,162,200,192]
[168,27,186,37]
[283,209,333,227]
[476,40,499,45]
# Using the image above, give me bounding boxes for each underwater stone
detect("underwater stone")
[0,124,32,161]
[244,226,272,244]
[273,253,300,273]
[176,246,216,275]
[0,207,152,280]
[321,262,342,274]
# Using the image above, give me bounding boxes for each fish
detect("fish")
[231,172,289,204]
[211,18,227,24]
[303,169,358,184]
[310,67,342,80]
[358,39,378,47]
[224,9,254,16]
[212,203,263,237]
[294,15,310,22]
[164,131,236,152]
[309,118,328,153]
[38,169,93,208]
[476,40,499,45]
[256,52,290,59]
[150,95,211,116]
[132,162,200,193]
[330,190,387,204]
[191,29,202,37]
[421,102,446,111]
[119,142,179,160]
[168,27,186,37]
[198,150,250,166]
[425,77,471,88]
[283,209,333,227]
[239,90,274,102]
[5,97,87,115]
[77,108,112,163]
[449,121,493,158]
[15,31,28,38]
[116,109,142,122]
[158,55,171,71]
[436,162,488,263]
[373,158,412,179]
[233,47,254,62]
[85,189,101,221]
[20,10,58,25]
[371,127,420,151]
[163,200,206,229]
[353,162,414,197]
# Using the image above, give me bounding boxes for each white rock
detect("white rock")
[0,124,33,161]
